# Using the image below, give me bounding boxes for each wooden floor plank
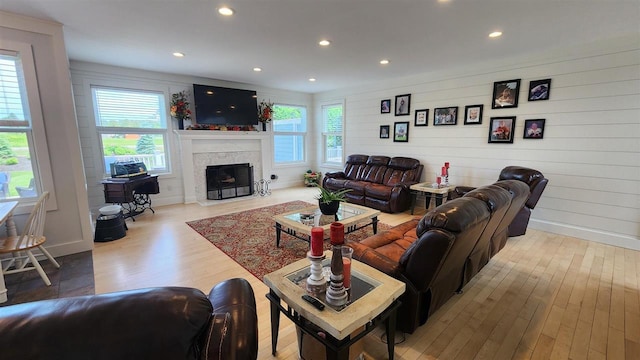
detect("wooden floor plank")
[607,327,625,359]
[625,339,640,360]
[89,186,640,360]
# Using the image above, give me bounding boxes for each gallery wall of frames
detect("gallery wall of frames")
[378,78,551,144]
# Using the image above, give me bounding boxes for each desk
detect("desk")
[101,175,159,221]
[0,201,19,303]
[264,251,405,360]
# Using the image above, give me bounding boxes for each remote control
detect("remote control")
[302,294,325,310]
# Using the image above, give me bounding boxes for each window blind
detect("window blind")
[92,87,166,129]
[0,54,30,128]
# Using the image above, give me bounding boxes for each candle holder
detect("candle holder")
[444,162,450,185]
[306,251,327,296]
[325,222,348,307]
[325,243,348,307]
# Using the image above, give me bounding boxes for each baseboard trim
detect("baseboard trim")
[529,219,639,251]
[46,239,94,257]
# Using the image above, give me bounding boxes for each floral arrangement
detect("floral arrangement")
[258,100,274,124]
[170,91,192,121]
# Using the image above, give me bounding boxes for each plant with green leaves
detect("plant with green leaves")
[314,184,351,204]
[136,135,155,154]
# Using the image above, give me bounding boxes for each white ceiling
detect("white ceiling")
[1,0,638,93]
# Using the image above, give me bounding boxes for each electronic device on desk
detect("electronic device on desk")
[110,161,148,179]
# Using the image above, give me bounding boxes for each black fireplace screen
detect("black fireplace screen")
[206,163,254,200]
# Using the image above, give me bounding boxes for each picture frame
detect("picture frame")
[381,99,391,114]
[393,121,409,142]
[433,106,458,126]
[492,79,521,109]
[523,119,545,139]
[488,116,516,143]
[379,125,390,139]
[394,94,411,116]
[464,104,483,125]
[414,109,428,126]
[528,79,551,101]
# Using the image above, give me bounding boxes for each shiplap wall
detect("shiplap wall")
[315,35,640,250]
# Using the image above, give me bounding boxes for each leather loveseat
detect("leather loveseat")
[452,166,548,237]
[323,154,423,213]
[0,278,258,360]
[348,180,530,334]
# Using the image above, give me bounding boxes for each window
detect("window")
[0,50,44,199]
[92,87,169,175]
[322,103,343,164]
[273,104,307,164]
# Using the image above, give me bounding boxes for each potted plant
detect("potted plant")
[314,185,351,215]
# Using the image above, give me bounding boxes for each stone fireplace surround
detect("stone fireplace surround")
[174,130,270,203]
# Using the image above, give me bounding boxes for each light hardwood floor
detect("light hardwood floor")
[93,187,640,360]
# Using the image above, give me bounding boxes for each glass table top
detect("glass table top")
[283,204,369,227]
[285,257,380,311]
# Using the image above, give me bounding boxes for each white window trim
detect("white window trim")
[84,79,174,180]
[272,103,308,165]
[320,100,345,167]
[1,39,57,212]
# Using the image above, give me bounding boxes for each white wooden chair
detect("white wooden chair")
[0,191,60,286]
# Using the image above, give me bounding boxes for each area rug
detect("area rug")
[186,201,390,280]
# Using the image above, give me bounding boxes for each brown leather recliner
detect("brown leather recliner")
[0,278,258,360]
[458,184,513,289]
[460,180,530,288]
[323,154,423,213]
[348,180,531,334]
[349,197,491,333]
[452,166,548,237]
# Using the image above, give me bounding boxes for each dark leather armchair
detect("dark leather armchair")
[0,278,258,360]
[452,166,548,237]
[499,166,548,236]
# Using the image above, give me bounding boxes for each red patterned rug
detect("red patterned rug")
[186,201,390,280]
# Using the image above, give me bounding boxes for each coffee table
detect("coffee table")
[409,182,455,214]
[264,250,405,360]
[273,203,380,247]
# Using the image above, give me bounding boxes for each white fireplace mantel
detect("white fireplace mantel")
[174,130,271,203]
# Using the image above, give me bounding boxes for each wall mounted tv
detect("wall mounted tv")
[193,84,258,125]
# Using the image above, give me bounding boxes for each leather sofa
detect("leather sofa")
[348,180,530,334]
[0,278,258,360]
[452,166,548,237]
[323,154,423,213]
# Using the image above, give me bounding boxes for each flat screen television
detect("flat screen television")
[193,84,258,125]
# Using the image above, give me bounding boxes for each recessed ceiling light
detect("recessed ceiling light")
[308,78,317,82]
[489,31,503,38]
[253,67,262,72]
[218,6,234,16]
[172,52,185,57]
[380,59,390,65]
[318,39,331,46]
[206,90,214,95]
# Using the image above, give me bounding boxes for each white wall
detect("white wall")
[0,12,94,256]
[70,62,313,215]
[315,35,640,250]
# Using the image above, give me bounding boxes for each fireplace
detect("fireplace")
[206,163,254,200]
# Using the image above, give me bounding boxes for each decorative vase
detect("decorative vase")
[319,200,340,216]
[261,122,266,131]
[177,119,184,130]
